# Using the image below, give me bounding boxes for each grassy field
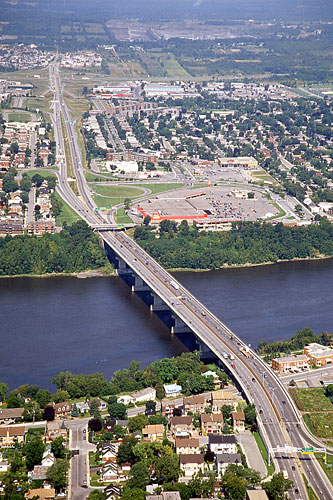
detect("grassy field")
[303,413,333,439]
[115,207,133,224]
[27,95,53,115]
[253,431,274,476]
[8,112,31,122]
[53,191,80,227]
[75,119,87,169]
[133,182,184,195]
[85,172,116,182]
[290,388,332,412]
[91,184,145,199]
[63,96,90,120]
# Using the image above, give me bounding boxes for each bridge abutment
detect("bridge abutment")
[150,294,170,311]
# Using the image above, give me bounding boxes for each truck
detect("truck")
[240,347,251,359]
[282,470,289,479]
[170,280,179,290]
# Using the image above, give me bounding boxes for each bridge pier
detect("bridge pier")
[171,316,192,334]
[131,275,151,292]
[116,257,130,274]
[150,294,170,312]
[195,338,214,358]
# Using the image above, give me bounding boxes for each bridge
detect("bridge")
[100,228,333,500]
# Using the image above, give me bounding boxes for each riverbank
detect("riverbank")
[0,266,116,279]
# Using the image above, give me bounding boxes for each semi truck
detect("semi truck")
[170,280,179,290]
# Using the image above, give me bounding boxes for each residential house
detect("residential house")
[201,414,224,434]
[0,460,9,473]
[246,490,269,500]
[131,387,156,403]
[170,416,193,437]
[232,411,245,432]
[53,401,71,417]
[179,454,204,478]
[175,438,200,455]
[29,465,49,481]
[75,401,90,414]
[208,434,237,454]
[147,493,181,500]
[142,424,164,442]
[164,384,182,397]
[100,462,119,482]
[105,484,121,500]
[25,488,55,499]
[117,394,134,405]
[183,395,208,415]
[0,407,24,424]
[45,421,67,442]
[202,371,221,389]
[101,444,118,463]
[0,426,25,446]
[41,450,56,468]
[161,398,183,417]
[27,219,56,235]
[216,453,242,477]
[211,391,237,412]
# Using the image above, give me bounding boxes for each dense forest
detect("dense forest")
[134,219,333,269]
[0,220,108,276]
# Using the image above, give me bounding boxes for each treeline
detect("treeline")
[0,220,108,275]
[134,219,333,269]
[257,327,332,357]
[51,352,225,400]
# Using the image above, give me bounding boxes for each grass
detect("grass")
[253,431,275,476]
[115,207,133,224]
[25,170,57,181]
[290,388,333,412]
[75,118,87,169]
[63,96,89,120]
[133,182,184,195]
[53,191,80,227]
[91,184,145,199]
[302,473,320,500]
[85,172,116,182]
[315,453,333,485]
[303,413,333,439]
[27,95,53,115]
[8,112,30,122]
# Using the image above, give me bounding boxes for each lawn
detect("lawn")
[133,182,184,195]
[290,388,333,412]
[8,112,31,122]
[253,431,274,476]
[315,453,333,485]
[115,207,133,224]
[53,191,80,227]
[303,413,333,439]
[91,184,145,199]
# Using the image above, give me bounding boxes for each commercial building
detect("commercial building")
[271,355,309,373]
[304,343,333,367]
[218,157,258,169]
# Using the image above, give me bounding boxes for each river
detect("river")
[1,258,332,390]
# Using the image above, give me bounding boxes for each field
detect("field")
[63,96,90,120]
[91,184,145,199]
[303,413,333,439]
[315,453,333,485]
[290,388,333,412]
[114,207,133,224]
[253,431,274,476]
[8,112,30,122]
[133,183,184,195]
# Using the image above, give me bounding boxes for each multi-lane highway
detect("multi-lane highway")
[50,63,333,500]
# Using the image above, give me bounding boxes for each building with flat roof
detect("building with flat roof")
[272,354,309,373]
[304,343,333,367]
[246,490,269,500]
[218,157,258,169]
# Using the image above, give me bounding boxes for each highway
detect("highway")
[50,63,333,500]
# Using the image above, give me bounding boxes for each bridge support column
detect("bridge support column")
[171,317,192,334]
[195,338,213,357]
[150,294,170,312]
[131,275,151,292]
[116,257,129,274]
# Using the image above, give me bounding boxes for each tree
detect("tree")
[53,390,70,403]
[325,384,333,397]
[31,173,44,187]
[222,404,232,420]
[36,389,52,408]
[146,400,156,412]
[71,402,79,417]
[24,437,45,470]
[0,382,8,402]
[154,453,180,483]
[5,392,24,408]
[88,491,106,500]
[46,459,69,492]
[117,436,138,464]
[90,398,100,417]
[43,405,55,421]
[143,215,151,226]
[263,473,293,500]
[51,436,67,459]
[20,176,32,192]
[128,414,148,433]
[128,462,150,489]
[124,198,131,210]
[88,418,102,432]
[222,472,247,500]
[244,403,256,425]
[108,402,127,420]
[20,191,29,204]
[122,487,145,500]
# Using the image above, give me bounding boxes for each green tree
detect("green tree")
[117,436,138,464]
[53,390,70,403]
[0,382,9,402]
[122,487,145,500]
[88,491,106,500]
[128,414,148,433]
[108,402,127,420]
[36,389,52,408]
[222,404,232,420]
[51,437,67,459]
[71,402,79,417]
[46,459,69,492]
[20,176,32,192]
[244,403,256,425]
[222,472,247,500]
[31,173,44,187]
[155,453,180,483]
[43,405,55,421]
[128,462,150,489]
[24,436,45,470]
[143,215,151,226]
[263,473,293,500]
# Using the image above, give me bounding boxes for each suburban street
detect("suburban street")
[50,62,333,500]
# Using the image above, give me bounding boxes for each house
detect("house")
[208,434,237,454]
[0,461,9,473]
[117,395,134,405]
[29,465,49,481]
[304,343,333,367]
[105,484,121,499]
[0,407,24,424]
[0,426,25,446]
[179,454,204,478]
[75,401,90,414]
[147,493,181,500]
[271,354,308,373]
[175,438,200,455]
[46,421,67,442]
[170,416,193,437]
[202,371,221,389]
[211,391,237,412]
[100,462,119,482]
[232,411,245,432]
[142,424,164,442]
[183,395,208,414]
[131,387,156,403]
[161,398,183,417]
[201,414,224,434]
[53,401,71,417]
[216,453,241,477]
[101,444,118,462]
[41,450,56,467]
[164,384,182,397]
[25,488,55,499]
[246,490,269,500]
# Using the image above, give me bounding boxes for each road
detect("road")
[50,63,333,500]
[280,365,333,387]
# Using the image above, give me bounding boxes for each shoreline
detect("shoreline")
[0,255,332,279]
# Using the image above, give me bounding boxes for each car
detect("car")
[81,481,88,488]
[259,409,263,414]
[231,364,236,368]
[295,488,299,494]
[252,377,256,382]
[201,311,206,316]
[83,429,86,433]
[292,465,295,471]
[282,400,286,404]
